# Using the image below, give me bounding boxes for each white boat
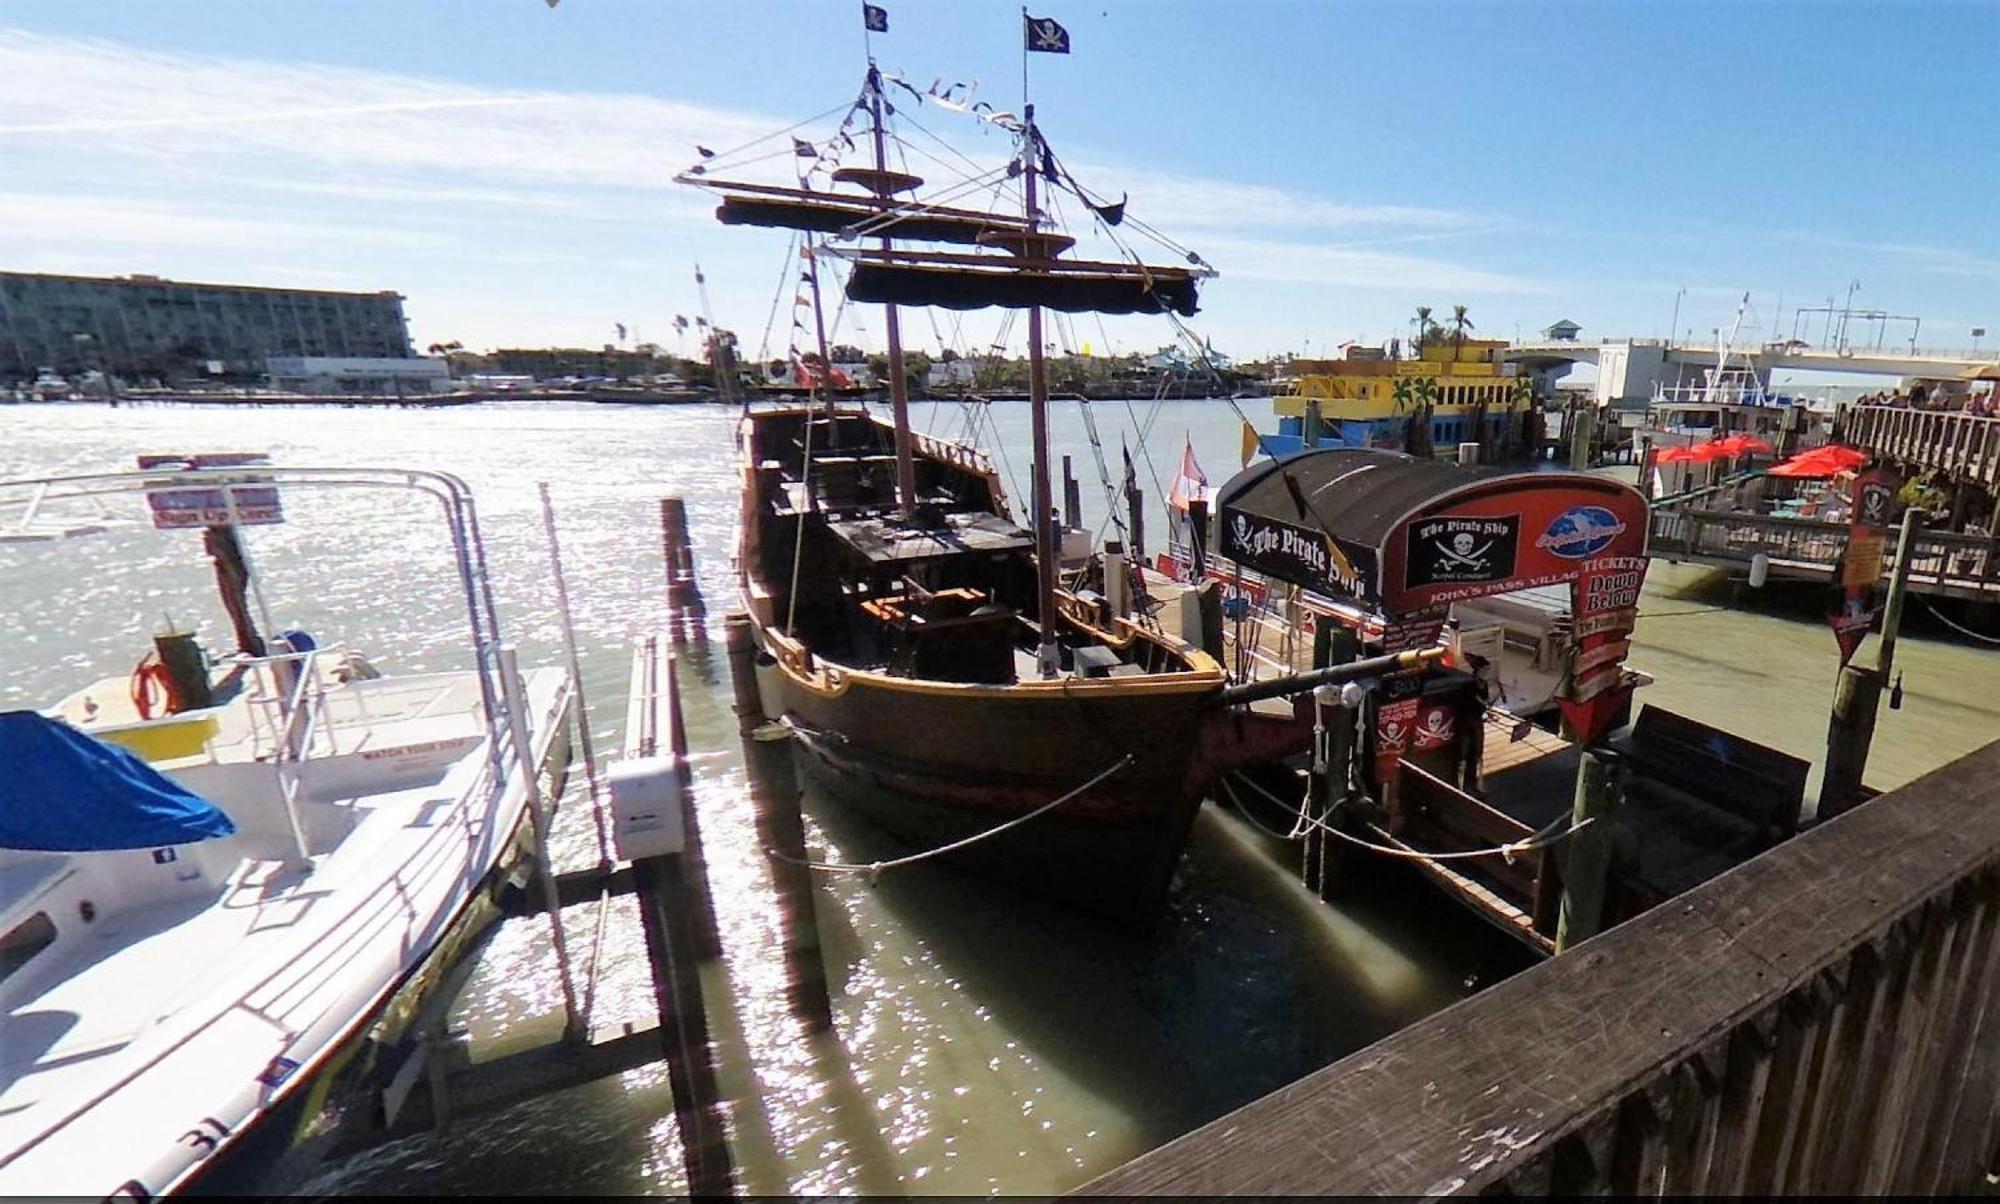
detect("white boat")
[0,460,573,1196]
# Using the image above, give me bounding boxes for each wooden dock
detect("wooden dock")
[1075,738,2000,1196]
[1845,403,2000,497]
[1648,506,2000,601]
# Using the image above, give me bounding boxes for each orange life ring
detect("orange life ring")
[130,655,173,720]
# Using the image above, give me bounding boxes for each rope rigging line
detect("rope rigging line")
[1223,768,1593,864]
[754,230,802,365]
[768,749,1135,876]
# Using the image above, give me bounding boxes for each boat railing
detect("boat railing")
[241,644,347,762]
[266,645,332,863]
[0,463,516,799]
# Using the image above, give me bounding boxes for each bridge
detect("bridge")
[1505,338,2000,381]
[1078,739,2000,1197]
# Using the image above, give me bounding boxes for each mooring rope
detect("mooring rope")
[766,748,1134,877]
[1223,768,1590,864]
[1921,597,2000,645]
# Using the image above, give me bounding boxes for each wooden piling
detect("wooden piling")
[631,852,734,1195]
[1554,749,1622,952]
[723,612,762,736]
[660,497,706,644]
[667,649,724,965]
[744,736,834,1033]
[1819,663,1885,820]
[1195,580,1225,663]
[1061,455,1081,530]
[1819,507,1921,821]
[633,632,733,1195]
[1569,406,1596,471]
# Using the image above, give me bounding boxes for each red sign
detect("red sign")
[1827,464,1897,666]
[1374,695,1420,779]
[1379,475,1650,615]
[1411,700,1457,750]
[1557,553,1649,745]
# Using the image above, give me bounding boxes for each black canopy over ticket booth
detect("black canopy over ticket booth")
[1215,448,1654,794]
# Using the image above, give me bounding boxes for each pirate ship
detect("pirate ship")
[679,31,1244,917]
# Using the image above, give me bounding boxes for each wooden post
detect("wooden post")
[723,612,762,735]
[1315,687,1356,903]
[1569,406,1595,471]
[667,652,724,964]
[744,736,834,1033]
[1554,748,1623,953]
[631,851,734,1195]
[1196,580,1225,662]
[1819,507,1921,820]
[1188,496,1210,578]
[1300,622,1335,892]
[660,497,705,644]
[1061,454,1081,531]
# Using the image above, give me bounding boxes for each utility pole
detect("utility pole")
[1818,505,1920,821]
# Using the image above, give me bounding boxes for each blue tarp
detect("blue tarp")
[0,711,236,851]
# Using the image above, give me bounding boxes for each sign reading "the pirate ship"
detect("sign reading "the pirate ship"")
[1404,514,1520,589]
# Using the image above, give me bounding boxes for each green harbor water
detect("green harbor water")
[2,398,1995,1194]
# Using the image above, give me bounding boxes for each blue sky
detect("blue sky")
[1,0,1994,364]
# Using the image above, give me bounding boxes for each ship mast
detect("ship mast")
[1022,106,1058,679]
[865,67,919,511]
[802,237,838,420]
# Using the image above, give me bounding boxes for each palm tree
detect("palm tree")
[1413,306,1433,355]
[1449,305,1474,359]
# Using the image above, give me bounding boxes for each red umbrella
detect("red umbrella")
[1712,434,1775,457]
[1766,443,1866,478]
[1656,443,1722,464]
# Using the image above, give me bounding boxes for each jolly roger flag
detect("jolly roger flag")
[862,3,888,32]
[1025,13,1070,53]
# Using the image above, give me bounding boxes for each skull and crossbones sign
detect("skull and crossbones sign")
[1436,530,1492,570]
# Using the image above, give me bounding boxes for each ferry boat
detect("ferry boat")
[0,458,572,1196]
[1259,335,1534,459]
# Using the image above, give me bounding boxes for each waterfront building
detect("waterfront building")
[0,271,413,384]
[264,355,452,396]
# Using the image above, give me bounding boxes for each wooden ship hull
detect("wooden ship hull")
[737,405,1225,918]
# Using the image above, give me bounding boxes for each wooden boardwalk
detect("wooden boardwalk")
[1846,404,2000,493]
[1076,738,2000,1197]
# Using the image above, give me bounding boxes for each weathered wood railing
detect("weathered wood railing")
[1844,404,2000,489]
[1649,508,2000,599]
[1077,740,2000,1196]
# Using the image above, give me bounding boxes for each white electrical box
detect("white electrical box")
[607,756,685,862]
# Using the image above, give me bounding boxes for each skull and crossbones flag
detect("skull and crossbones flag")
[1024,13,1070,53]
[862,3,888,32]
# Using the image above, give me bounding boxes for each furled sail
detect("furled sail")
[847,259,1202,317]
[718,196,1025,247]
[695,176,1034,248]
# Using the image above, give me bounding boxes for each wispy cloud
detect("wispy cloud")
[0,27,1547,345]
[1780,231,2000,284]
